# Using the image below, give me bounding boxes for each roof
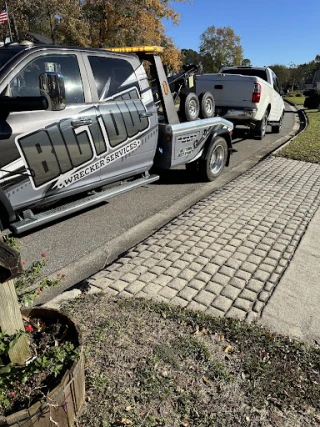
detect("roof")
[313,71,320,83]
[0,42,138,59]
[221,66,268,71]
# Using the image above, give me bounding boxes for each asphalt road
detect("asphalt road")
[17,103,298,302]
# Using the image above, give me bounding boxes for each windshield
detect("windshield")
[221,68,268,82]
[0,49,20,70]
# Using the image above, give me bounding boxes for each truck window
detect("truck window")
[221,68,268,82]
[88,56,140,100]
[8,54,84,103]
[271,72,280,93]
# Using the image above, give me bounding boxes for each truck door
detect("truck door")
[0,52,100,209]
[84,54,158,184]
[270,72,283,120]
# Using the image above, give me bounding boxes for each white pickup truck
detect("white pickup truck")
[195,66,285,139]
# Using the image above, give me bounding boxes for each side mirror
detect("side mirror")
[40,72,66,111]
[0,72,67,113]
[0,96,48,112]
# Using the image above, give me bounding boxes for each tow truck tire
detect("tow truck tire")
[199,92,215,118]
[254,111,268,140]
[0,208,7,232]
[179,91,200,122]
[185,160,199,175]
[200,136,228,182]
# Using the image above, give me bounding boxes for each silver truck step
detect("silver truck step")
[10,174,159,234]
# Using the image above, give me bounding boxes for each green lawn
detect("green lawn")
[284,95,305,105]
[277,107,320,163]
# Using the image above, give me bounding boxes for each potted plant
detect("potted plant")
[0,239,85,426]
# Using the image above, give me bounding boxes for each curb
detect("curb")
[39,106,302,307]
[273,100,308,153]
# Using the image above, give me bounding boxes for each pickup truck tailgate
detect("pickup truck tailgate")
[195,74,257,108]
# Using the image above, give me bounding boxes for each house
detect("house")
[312,70,320,89]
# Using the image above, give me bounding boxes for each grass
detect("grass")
[277,97,320,162]
[284,95,305,105]
[63,294,320,427]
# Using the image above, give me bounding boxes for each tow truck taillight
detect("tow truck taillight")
[252,83,261,103]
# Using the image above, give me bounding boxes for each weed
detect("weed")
[65,295,320,426]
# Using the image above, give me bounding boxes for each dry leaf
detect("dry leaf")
[224,344,232,353]
[203,376,211,385]
[161,312,167,319]
[125,406,132,411]
[219,334,225,341]
[180,419,189,426]
[117,419,133,425]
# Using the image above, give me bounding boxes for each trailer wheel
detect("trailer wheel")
[199,92,215,118]
[179,91,200,122]
[200,136,228,181]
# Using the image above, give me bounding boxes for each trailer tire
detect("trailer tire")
[200,136,228,181]
[179,91,200,122]
[199,92,215,118]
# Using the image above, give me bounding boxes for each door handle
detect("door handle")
[71,118,93,127]
[139,111,153,118]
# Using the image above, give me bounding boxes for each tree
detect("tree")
[160,37,183,73]
[269,64,290,91]
[241,58,251,66]
[181,49,201,66]
[4,0,90,45]
[81,0,188,71]
[199,25,243,72]
[4,0,188,72]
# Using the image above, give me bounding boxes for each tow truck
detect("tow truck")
[0,44,233,234]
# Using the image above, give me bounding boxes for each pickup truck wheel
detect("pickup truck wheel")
[254,112,268,140]
[200,137,228,181]
[271,113,283,133]
[199,92,215,118]
[180,92,200,122]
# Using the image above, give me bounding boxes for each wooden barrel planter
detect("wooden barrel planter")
[0,308,85,427]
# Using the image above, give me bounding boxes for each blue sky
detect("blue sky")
[164,0,320,67]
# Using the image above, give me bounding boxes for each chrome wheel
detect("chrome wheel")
[199,92,215,119]
[204,98,214,116]
[188,99,199,119]
[200,137,228,182]
[209,144,225,175]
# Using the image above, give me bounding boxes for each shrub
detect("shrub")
[303,89,316,97]
[304,89,320,109]
[288,91,302,97]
